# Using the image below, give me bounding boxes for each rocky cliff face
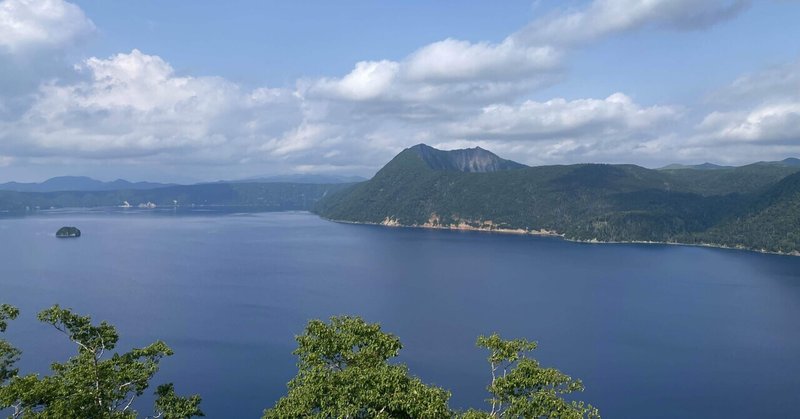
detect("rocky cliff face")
[408,144,527,173]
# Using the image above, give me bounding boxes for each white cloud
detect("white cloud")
[450,93,679,141]
[263,122,340,156]
[696,104,800,144]
[0,0,94,54]
[303,39,562,108]
[3,50,303,161]
[0,0,787,179]
[404,38,560,82]
[686,57,800,154]
[309,60,400,101]
[708,58,800,106]
[303,0,746,110]
[515,0,749,45]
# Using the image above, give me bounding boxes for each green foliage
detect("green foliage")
[5,304,600,418]
[154,384,204,419]
[316,148,800,253]
[467,334,599,419]
[264,316,453,418]
[658,162,800,196]
[0,304,19,333]
[0,304,21,383]
[691,171,800,253]
[0,305,203,418]
[265,317,600,419]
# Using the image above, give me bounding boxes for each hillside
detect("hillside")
[693,171,800,253]
[315,145,800,254]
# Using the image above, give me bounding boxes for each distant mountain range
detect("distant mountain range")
[659,158,800,171]
[223,174,367,184]
[0,183,350,212]
[0,173,361,213]
[315,144,800,255]
[0,176,172,193]
[0,174,365,193]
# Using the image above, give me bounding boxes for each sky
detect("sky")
[0,0,799,182]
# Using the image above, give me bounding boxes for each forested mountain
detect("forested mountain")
[315,144,800,254]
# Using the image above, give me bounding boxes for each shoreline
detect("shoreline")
[322,217,800,258]
[6,207,797,257]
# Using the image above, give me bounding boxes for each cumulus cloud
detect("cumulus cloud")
[302,0,747,117]
[309,60,400,101]
[687,57,800,152]
[695,104,800,145]
[2,50,302,160]
[0,0,94,54]
[416,93,680,166]
[0,0,786,180]
[450,93,678,141]
[304,47,560,106]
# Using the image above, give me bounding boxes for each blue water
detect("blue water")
[1,210,799,418]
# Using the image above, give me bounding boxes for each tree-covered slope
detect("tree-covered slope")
[692,171,800,253]
[316,145,800,254]
[658,162,800,196]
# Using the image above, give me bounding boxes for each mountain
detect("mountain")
[0,176,171,192]
[315,145,800,254]
[659,163,733,170]
[228,174,367,184]
[659,158,800,171]
[0,173,365,193]
[763,157,800,167]
[409,144,527,172]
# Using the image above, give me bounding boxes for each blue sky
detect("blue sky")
[1,0,799,182]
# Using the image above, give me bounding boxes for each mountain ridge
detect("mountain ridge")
[0,173,365,193]
[0,176,172,193]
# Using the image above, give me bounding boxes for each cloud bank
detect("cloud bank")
[0,0,796,181]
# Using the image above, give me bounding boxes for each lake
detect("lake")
[2,209,799,418]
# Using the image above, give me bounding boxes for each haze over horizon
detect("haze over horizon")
[1,0,799,183]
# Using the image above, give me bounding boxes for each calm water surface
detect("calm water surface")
[1,210,799,418]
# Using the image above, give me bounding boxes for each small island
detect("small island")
[55,226,81,238]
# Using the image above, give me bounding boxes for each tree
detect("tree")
[463,334,600,419]
[263,316,453,418]
[3,307,599,418]
[0,305,203,419]
[0,304,21,383]
[265,317,600,419]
